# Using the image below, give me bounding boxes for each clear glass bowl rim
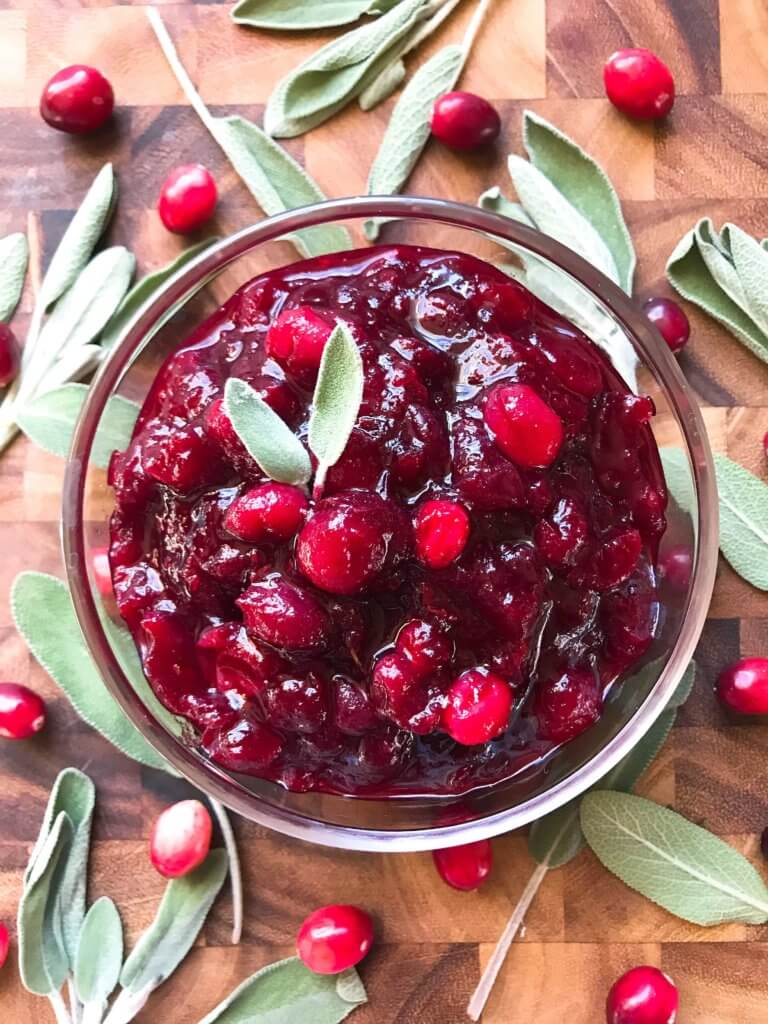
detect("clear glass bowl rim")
[62,194,719,851]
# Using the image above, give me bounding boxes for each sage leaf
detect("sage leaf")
[197,956,367,1024]
[724,223,768,335]
[695,219,751,312]
[224,377,312,485]
[232,0,392,30]
[358,55,406,110]
[364,44,464,241]
[581,791,768,926]
[713,452,768,590]
[101,239,218,350]
[11,572,171,773]
[308,321,364,491]
[17,384,139,467]
[478,186,535,228]
[521,110,635,293]
[120,850,228,995]
[659,446,694,513]
[0,231,28,322]
[75,897,123,1007]
[18,811,73,995]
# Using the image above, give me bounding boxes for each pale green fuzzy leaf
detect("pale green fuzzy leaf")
[18,812,73,995]
[197,957,367,1024]
[25,769,94,888]
[308,321,364,489]
[120,850,228,994]
[0,232,28,322]
[659,446,695,514]
[581,791,768,925]
[364,44,464,241]
[358,56,406,110]
[11,572,171,772]
[695,219,750,312]
[232,0,391,29]
[724,223,768,335]
[16,383,139,466]
[713,452,768,591]
[224,377,312,485]
[508,155,620,285]
[75,898,123,1005]
[521,110,635,292]
[478,186,535,228]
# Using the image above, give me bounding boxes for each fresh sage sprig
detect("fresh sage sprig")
[75,898,124,1024]
[667,217,768,366]
[0,231,29,322]
[232,0,401,30]
[224,378,313,484]
[146,7,352,260]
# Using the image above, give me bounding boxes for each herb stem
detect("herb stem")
[466,859,549,1021]
[102,984,154,1024]
[67,977,83,1024]
[48,989,74,1024]
[462,0,493,58]
[145,8,217,134]
[209,799,244,945]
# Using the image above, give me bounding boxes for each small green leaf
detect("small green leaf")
[581,791,768,926]
[16,383,139,466]
[659,446,695,513]
[695,219,751,312]
[521,110,636,293]
[11,572,171,772]
[0,231,28,322]
[75,898,123,1006]
[120,850,228,995]
[232,0,388,30]
[478,186,535,228]
[25,768,94,886]
[713,452,768,591]
[308,321,364,491]
[358,55,406,110]
[224,377,311,485]
[18,812,73,995]
[197,956,367,1024]
[725,223,768,335]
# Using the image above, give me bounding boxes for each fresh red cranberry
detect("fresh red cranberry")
[606,965,678,1024]
[0,683,46,740]
[297,904,373,975]
[534,497,588,568]
[761,826,768,859]
[433,839,493,891]
[0,324,19,388]
[225,483,308,542]
[0,923,8,970]
[266,305,333,382]
[658,544,693,591]
[209,717,283,772]
[717,658,768,715]
[484,383,564,469]
[604,48,675,121]
[414,499,470,570]
[237,574,332,651]
[430,91,501,150]
[396,619,452,678]
[643,297,690,353]
[92,547,113,598]
[297,490,409,596]
[158,164,218,234]
[536,668,602,743]
[40,64,114,134]
[266,675,327,734]
[143,424,221,491]
[149,799,212,879]
[442,669,512,746]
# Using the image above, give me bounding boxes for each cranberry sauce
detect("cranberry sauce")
[108,245,666,796]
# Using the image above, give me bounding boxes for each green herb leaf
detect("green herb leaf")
[308,321,364,492]
[232,0,391,30]
[120,850,228,995]
[713,452,768,590]
[101,239,219,350]
[75,897,123,1007]
[0,231,28,322]
[668,660,696,710]
[197,956,367,1024]
[18,811,73,995]
[358,56,406,110]
[581,790,768,926]
[11,572,171,772]
[224,377,312,485]
[264,0,427,137]
[17,383,139,466]
[659,447,694,513]
[478,186,535,227]
[364,44,464,241]
[521,110,636,293]
[724,223,768,335]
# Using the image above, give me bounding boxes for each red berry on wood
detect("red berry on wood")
[0,324,19,388]
[431,91,501,150]
[0,922,9,970]
[297,904,374,975]
[40,65,114,134]
[149,799,213,878]
[716,658,768,716]
[606,965,679,1024]
[158,164,218,234]
[433,839,493,891]
[603,48,675,121]
[0,683,46,740]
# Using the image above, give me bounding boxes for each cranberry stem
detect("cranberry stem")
[209,798,243,945]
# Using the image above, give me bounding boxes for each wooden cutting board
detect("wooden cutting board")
[1,1,768,1021]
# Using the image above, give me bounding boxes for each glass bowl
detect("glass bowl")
[62,196,718,852]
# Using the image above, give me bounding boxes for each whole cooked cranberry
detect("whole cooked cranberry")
[433,839,493,891]
[326,429,383,494]
[0,683,46,740]
[414,499,470,569]
[266,675,327,734]
[716,658,768,715]
[484,383,564,469]
[536,668,602,743]
[396,619,452,678]
[389,404,449,486]
[431,91,501,150]
[210,717,283,772]
[40,64,114,134]
[0,922,8,970]
[92,546,114,598]
[658,544,693,591]
[237,574,331,651]
[143,424,221,491]
[296,490,409,595]
[150,799,212,879]
[534,497,588,568]
[334,677,377,734]
[452,415,526,511]
[266,305,333,382]
[158,164,218,234]
[0,324,19,388]
[442,669,512,746]
[604,48,675,121]
[643,297,690,353]
[586,528,642,590]
[225,483,308,542]
[297,904,373,975]
[370,651,441,734]
[606,965,678,1024]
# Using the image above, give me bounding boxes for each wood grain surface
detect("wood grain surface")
[1,1,768,1021]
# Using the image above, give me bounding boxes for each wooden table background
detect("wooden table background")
[1,0,768,1021]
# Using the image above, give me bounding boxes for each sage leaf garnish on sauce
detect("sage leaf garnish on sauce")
[224,377,312,485]
[0,231,29,322]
